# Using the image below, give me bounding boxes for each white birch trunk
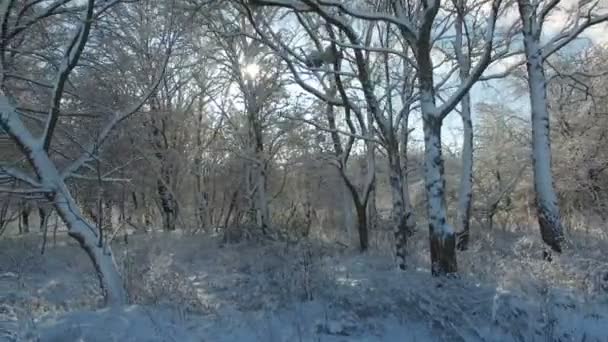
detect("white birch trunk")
[518,0,564,253]
[456,92,473,250]
[399,107,417,259]
[421,91,457,275]
[454,4,473,251]
[0,100,127,306]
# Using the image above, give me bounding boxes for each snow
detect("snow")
[2,232,608,341]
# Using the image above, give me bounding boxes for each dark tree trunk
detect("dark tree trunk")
[355,202,368,252]
[157,178,178,231]
[20,202,30,234]
[38,207,48,232]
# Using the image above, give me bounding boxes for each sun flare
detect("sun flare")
[243,63,260,79]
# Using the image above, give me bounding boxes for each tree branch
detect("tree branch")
[42,0,95,152]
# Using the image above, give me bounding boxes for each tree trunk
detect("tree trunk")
[418,33,457,274]
[341,182,355,244]
[0,104,127,305]
[58,194,128,306]
[367,186,377,229]
[423,115,457,275]
[364,128,377,231]
[456,92,473,251]
[39,207,48,232]
[355,202,368,251]
[54,188,126,305]
[388,145,415,270]
[157,177,177,231]
[454,3,473,251]
[20,202,30,234]
[104,198,113,232]
[253,162,270,234]
[194,163,208,231]
[518,0,564,253]
[399,105,417,241]
[339,168,369,252]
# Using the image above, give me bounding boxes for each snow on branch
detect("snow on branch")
[239,4,345,106]
[5,0,74,42]
[540,0,561,23]
[250,0,418,40]
[437,0,503,119]
[0,165,41,187]
[480,1,607,81]
[541,12,608,59]
[61,42,174,180]
[42,0,95,152]
[0,186,53,195]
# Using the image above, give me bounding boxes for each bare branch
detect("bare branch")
[42,0,95,152]
[0,165,40,187]
[61,40,174,179]
[438,0,503,119]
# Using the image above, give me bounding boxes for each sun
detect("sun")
[243,63,260,79]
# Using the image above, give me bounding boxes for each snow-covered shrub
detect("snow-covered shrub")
[123,247,208,314]
[248,241,332,308]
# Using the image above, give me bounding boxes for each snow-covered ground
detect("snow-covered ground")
[1,230,608,341]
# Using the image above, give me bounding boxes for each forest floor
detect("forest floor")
[1,228,608,341]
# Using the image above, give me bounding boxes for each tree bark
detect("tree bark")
[20,201,30,234]
[340,181,355,243]
[454,4,473,251]
[150,113,178,231]
[364,105,378,232]
[253,161,270,233]
[242,75,271,235]
[0,103,127,306]
[424,118,457,274]
[157,177,177,231]
[518,0,564,253]
[398,102,417,263]
[388,144,415,269]
[340,170,369,252]
[355,201,368,251]
[456,92,473,251]
[55,187,127,306]
[418,32,457,274]
[194,109,209,231]
[38,207,48,232]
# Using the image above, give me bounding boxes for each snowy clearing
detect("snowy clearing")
[1,231,608,341]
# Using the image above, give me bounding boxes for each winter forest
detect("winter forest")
[1,0,608,340]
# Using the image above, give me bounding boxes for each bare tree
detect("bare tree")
[0,0,173,305]
[515,0,608,255]
[244,0,506,274]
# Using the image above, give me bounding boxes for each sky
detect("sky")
[437,3,608,150]
[244,1,608,153]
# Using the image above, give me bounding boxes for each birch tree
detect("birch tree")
[515,0,608,255]
[452,0,473,250]
[450,0,510,250]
